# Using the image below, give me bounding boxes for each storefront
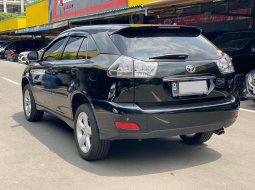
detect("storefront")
[48,0,128,22]
[1,0,254,37]
[143,0,254,33]
[0,0,144,35]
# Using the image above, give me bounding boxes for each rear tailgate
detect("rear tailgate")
[110,26,233,106]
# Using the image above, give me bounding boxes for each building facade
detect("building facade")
[0,0,33,13]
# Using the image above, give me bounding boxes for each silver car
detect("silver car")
[18,48,45,64]
[243,70,255,101]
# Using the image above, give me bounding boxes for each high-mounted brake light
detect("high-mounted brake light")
[115,122,140,130]
[107,56,158,78]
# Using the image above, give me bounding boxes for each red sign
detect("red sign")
[153,8,251,25]
[51,0,127,21]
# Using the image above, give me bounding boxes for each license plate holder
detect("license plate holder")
[172,80,208,97]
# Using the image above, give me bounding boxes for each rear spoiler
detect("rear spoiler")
[109,25,202,36]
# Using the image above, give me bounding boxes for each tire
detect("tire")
[180,132,213,144]
[23,84,44,122]
[232,74,245,99]
[74,104,110,161]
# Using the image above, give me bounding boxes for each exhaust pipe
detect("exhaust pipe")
[214,128,225,135]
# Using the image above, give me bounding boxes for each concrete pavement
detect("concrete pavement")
[0,60,254,190]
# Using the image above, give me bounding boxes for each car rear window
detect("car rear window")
[110,27,220,61]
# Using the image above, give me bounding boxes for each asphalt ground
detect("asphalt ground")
[0,60,254,190]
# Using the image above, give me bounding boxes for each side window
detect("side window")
[43,37,67,61]
[77,37,99,59]
[62,36,84,60]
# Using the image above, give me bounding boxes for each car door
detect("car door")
[51,32,86,119]
[31,34,69,111]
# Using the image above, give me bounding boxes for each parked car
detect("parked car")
[0,42,9,57]
[213,31,255,97]
[0,41,7,46]
[5,48,16,62]
[18,51,30,64]
[18,47,45,64]
[22,25,239,161]
[243,69,255,101]
[0,39,47,61]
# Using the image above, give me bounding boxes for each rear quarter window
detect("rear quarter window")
[62,36,84,60]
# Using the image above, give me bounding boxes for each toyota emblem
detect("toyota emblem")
[186,65,196,73]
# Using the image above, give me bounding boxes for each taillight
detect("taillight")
[107,56,158,78]
[216,54,235,74]
[115,122,140,130]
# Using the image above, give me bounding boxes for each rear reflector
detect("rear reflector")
[115,122,140,130]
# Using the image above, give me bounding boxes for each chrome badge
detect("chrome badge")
[186,65,196,73]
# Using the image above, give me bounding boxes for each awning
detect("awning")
[143,0,252,33]
[143,0,214,9]
[14,21,69,35]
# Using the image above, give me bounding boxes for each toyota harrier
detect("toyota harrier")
[22,25,239,161]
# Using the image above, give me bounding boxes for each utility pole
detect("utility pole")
[21,0,24,13]
[3,0,7,12]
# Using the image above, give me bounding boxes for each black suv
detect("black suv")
[213,31,255,96]
[22,25,239,160]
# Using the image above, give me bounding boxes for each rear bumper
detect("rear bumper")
[92,95,239,140]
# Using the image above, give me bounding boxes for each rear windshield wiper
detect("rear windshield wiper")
[149,54,189,60]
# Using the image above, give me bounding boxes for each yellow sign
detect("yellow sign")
[128,0,155,6]
[26,0,49,27]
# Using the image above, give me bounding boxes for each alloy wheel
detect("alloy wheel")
[76,112,92,153]
[24,89,32,117]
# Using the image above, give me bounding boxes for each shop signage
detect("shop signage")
[15,21,69,34]
[153,8,251,25]
[16,24,53,34]
[48,0,127,22]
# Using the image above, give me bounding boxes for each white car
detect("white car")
[18,51,30,64]
[18,48,45,64]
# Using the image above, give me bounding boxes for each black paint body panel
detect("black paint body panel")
[22,25,239,140]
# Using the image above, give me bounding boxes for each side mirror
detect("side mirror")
[27,51,39,62]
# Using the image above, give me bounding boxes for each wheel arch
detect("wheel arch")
[21,77,30,90]
[71,92,95,119]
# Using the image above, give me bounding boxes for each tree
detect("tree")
[0,12,19,21]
